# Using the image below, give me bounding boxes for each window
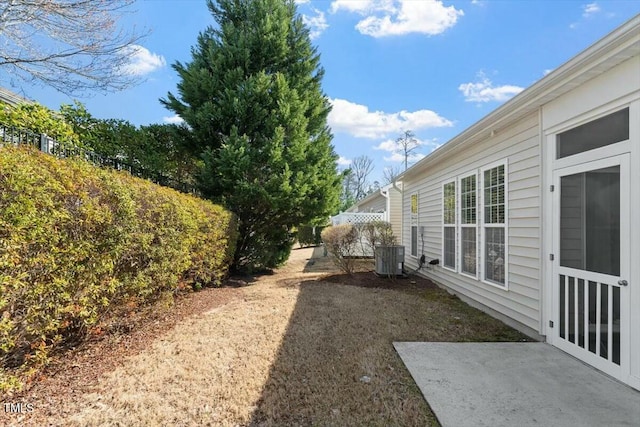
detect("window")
[459,174,477,276]
[482,163,507,286]
[443,181,456,270]
[556,108,629,159]
[410,193,418,257]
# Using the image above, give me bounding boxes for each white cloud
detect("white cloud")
[458,73,524,103]
[543,69,553,76]
[337,156,352,166]
[374,139,401,152]
[330,0,389,14]
[375,137,439,164]
[295,0,310,4]
[303,9,329,39]
[163,114,184,125]
[328,98,453,139]
[583,2,600,18]
[331,0,463,37]
[122,45,166,76]
[374,137,439,152]
[571,2,601,29]
[384,151,426,163]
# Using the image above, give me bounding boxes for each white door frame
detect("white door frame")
[551,153,631,383]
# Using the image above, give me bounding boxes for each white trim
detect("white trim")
[410,192,419,258]
[399,15,640,182]
[544,93,639,135]
[544,96,640,384]
[628,99,640,389]
[551,153,630,382]
[458,172,479,280]
[442,180,457,272]
[383,187,391,223]
[480,159,509,290]
[552,103,632,169]
[544,99,634,340]
[538,105,547,337]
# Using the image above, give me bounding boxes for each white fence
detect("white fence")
[330,212,385,226]
[329,212,386,257]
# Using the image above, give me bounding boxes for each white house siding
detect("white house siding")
[357,193,386,213]
[541,55,640,389]
[403,111,542,334]
[388,186,403,243]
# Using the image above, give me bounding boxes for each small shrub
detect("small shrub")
[320,224,359,274]
[313,226,325,245]
[296,225,315,248]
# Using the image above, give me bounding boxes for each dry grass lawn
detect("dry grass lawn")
[3,247,529,426]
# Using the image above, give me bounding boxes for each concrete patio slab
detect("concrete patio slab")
[394,342,640,427]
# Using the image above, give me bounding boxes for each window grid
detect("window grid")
[461,227,477,276]
[460,175,476,225]
[485,227,505,284]
[443,182,456,224]
[460,174,477,276]
[443,181,456,270]
[483,165,505,224]
[482,163,507,287]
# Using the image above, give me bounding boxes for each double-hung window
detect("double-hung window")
[459,174,477,277]
[410,193,419,257]
[482,162,507,286]
[442,181,456,270]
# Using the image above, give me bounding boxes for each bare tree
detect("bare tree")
[348,155,374,201]
[396,130,419,170]
[382,165,402,185]
[0,0,147,95]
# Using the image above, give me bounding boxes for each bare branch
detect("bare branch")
[382,165,402,185]
[0,0,148,96]
[347,155,374,201]
[396,130,419,171]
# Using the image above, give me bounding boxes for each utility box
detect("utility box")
[374,245,405,276]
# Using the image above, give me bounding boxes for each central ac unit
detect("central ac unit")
[374,245,404,276]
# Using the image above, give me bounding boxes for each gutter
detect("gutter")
[401,14,640,181]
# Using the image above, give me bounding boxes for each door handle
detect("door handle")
[618,279,628,287]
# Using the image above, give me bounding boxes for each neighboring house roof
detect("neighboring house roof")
[346,188,386,212]
[400,14,640,181]
[0,87,29,106]
[345,181,402,213]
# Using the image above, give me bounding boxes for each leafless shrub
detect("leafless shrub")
[361,221,397,254]
[320,224,359,274]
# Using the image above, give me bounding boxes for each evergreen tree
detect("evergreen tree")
[162,0,341,270]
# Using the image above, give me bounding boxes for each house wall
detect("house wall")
[541,55,640,389]
[403,111,542,335]
[357,193,386,213]
[387,186,403,244]
[0,87,28,106]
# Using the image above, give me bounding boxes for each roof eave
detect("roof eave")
[403,14,640,181]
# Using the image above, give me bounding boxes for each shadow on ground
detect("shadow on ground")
[247,255,529,425]
[301,245,336,274]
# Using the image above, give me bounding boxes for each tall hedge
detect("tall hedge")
[0,146,237,392]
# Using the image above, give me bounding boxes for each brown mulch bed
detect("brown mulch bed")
[322,270,440,291]
[0,284,243,426]
[321,258,441,292]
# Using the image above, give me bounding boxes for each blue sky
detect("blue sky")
[6,0,640,185]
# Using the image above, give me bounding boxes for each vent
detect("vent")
[374,245,405,276]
